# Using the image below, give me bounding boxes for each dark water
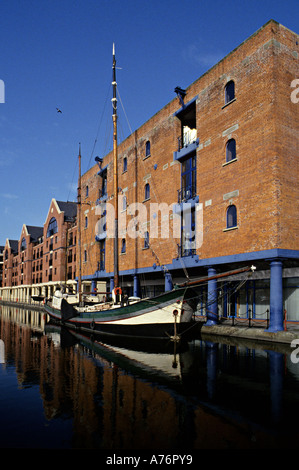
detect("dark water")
[1,303,299,451]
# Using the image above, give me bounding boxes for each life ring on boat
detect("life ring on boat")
[114,287,122,296]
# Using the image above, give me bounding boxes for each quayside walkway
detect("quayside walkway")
[196,316,299,347]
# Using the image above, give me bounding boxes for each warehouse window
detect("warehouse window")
[100,168,107,198]
[227,205,237,228]
[144,231,149,249]
[180,206,196,257]
[121,238,126,254]
[180,154,196,202]
[145,140,151,158]
[225,80,235,104]
[144,183,150,200]
[122,195,127,211]
[123,157,127,172]
[226,139,236,162]
[47,218,58,237]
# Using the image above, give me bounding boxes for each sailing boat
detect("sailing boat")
[44,45,255,340]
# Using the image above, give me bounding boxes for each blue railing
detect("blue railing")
[177,184,196,203]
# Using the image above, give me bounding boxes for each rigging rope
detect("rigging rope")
[86,83,112,172]
[117,87,190,281]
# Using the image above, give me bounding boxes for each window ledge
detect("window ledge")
[222,158,238,167]
[222,98,236,109]
[143,198,151,203]
[223,225,239,232]
[143,154,151,160]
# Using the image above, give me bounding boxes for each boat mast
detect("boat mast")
[112,43,119,289]
[78,143,83,304]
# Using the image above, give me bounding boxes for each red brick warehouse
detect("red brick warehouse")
[80,19,299,331]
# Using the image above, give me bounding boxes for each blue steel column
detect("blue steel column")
[110,278,114,292]
[267,259,284,332]
[165,272,173,292]
[133,274,140,297]
[223,283,228,318]
[206,267,218,326]
[91,280,97,295]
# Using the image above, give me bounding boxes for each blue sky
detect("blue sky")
[0,0,298,246]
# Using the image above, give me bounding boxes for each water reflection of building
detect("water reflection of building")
[1,308,299,448]
[0,304,46,332]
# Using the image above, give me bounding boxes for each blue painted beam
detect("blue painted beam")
[78,249,299,282]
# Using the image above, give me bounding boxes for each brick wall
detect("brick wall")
[80,20,299,280]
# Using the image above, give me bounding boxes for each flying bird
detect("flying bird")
[56,107,62,113]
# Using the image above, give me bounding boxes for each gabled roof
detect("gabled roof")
[56,201,77,221]
[25,225,44,242]
[7,239,19,254]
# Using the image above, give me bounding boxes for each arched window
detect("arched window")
[21,237,27,251]
[145,183,150,200]
[227,205,237,228]
[144,231,149,249]
[47,218,58,237]
[145,140,151,158]
[121,238,126,254]
[225,80,235,104]
[226,138,236,162]
[85,216,88,228]
[84,250,87,262]
[86,185,89,197]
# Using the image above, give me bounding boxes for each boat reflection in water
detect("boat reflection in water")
[1,303,299,449]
